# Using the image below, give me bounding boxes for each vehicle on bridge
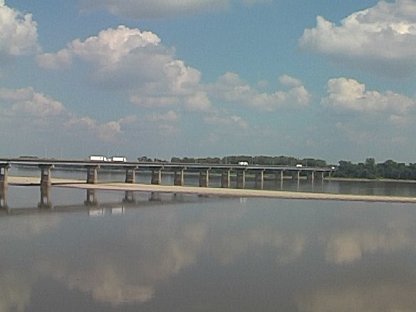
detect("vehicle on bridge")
[89,155,108,162]
[110,156,127,162]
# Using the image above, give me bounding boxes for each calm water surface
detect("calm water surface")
[1,181,416,311]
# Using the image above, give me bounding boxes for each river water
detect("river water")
[1,169,416,311]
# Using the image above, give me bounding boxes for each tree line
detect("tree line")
[335,158,416,180]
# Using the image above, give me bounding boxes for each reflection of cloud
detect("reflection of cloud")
[296,284,416,312]
[324,224,413,265]
[0,271,33,312]
[0,214,61,239]
[34,218,208,306]
[212,227,306,265]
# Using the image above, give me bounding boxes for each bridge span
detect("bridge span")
[0,157,335,186]
[0,157,335,209]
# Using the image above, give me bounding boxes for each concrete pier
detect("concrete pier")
[0,163,10,209]
[221,170,231,188]
[236,170,246,189]
[151,169,162,185]
[0,185,7,209]
[39,164,53,187]
[199,169,210,187]
[255,170,265,190]
[125,167,137,183]
[86,165,99,184]
[174,169,185,186]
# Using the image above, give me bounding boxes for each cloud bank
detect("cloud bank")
[299,0,416,76]
[79,0,269,19]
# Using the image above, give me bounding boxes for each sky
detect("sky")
[1,0,416,163]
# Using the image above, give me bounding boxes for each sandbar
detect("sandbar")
[7,176,416,204]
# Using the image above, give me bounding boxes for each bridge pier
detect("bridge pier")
[236,170,246,189]
[0,184,7,210]
[151,169,162,185]
[221,170,231,188]
[276,170,284,183]
[86,165,99,184]
[0,163,10,209]
[255,170,265,190]
[125,167,137,183]
[39,164,54,187]
[174,169,185,186]
[199,169,210,187]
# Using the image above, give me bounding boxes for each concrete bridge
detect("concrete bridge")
[0,157,335,209]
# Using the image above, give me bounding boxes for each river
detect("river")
[1,170,416,311]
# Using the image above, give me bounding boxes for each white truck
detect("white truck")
[238,161,249,166]
[89,155,107,162]
[110,156,127,162]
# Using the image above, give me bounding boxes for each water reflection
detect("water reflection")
[1,195,416,311]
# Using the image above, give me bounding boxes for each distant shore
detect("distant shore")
[327,177,416,184]
[7,176,416,204]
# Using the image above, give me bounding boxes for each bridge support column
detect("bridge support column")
[0,163,10,188]
[221,170,231,188]
[125,167,136,183]
[199,170,210,187]
[86,165,99,184]
[85,189,98,206]
[255,170,264,190]
[151,169,162,185]
[174,170,185,186]
[310,171,315,183]
[40,164,53,187]
[236,170,246,189]
[0,185,7,210]
[276,171,284,183]
[0,163,10,209]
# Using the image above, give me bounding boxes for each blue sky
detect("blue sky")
[1,0,416,163]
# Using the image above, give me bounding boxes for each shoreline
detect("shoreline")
[7,176,416,204]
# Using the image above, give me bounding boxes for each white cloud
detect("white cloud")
[65,116,123,143]
[0,87,65,117]
[79,0,268,19]
[37,25,161,70]
[322,78,415,114]
[0,87,129,144]
[204,113,249,129]
[38,26,211,112]
[211,72,310,111]
[299,0,416,76]
[0,1,39,56]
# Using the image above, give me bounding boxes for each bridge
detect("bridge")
[0,157,335,209]
[0,157,335,186]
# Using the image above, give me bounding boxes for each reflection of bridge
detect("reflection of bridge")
[0,158,335,209]
[0,188,179,215]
